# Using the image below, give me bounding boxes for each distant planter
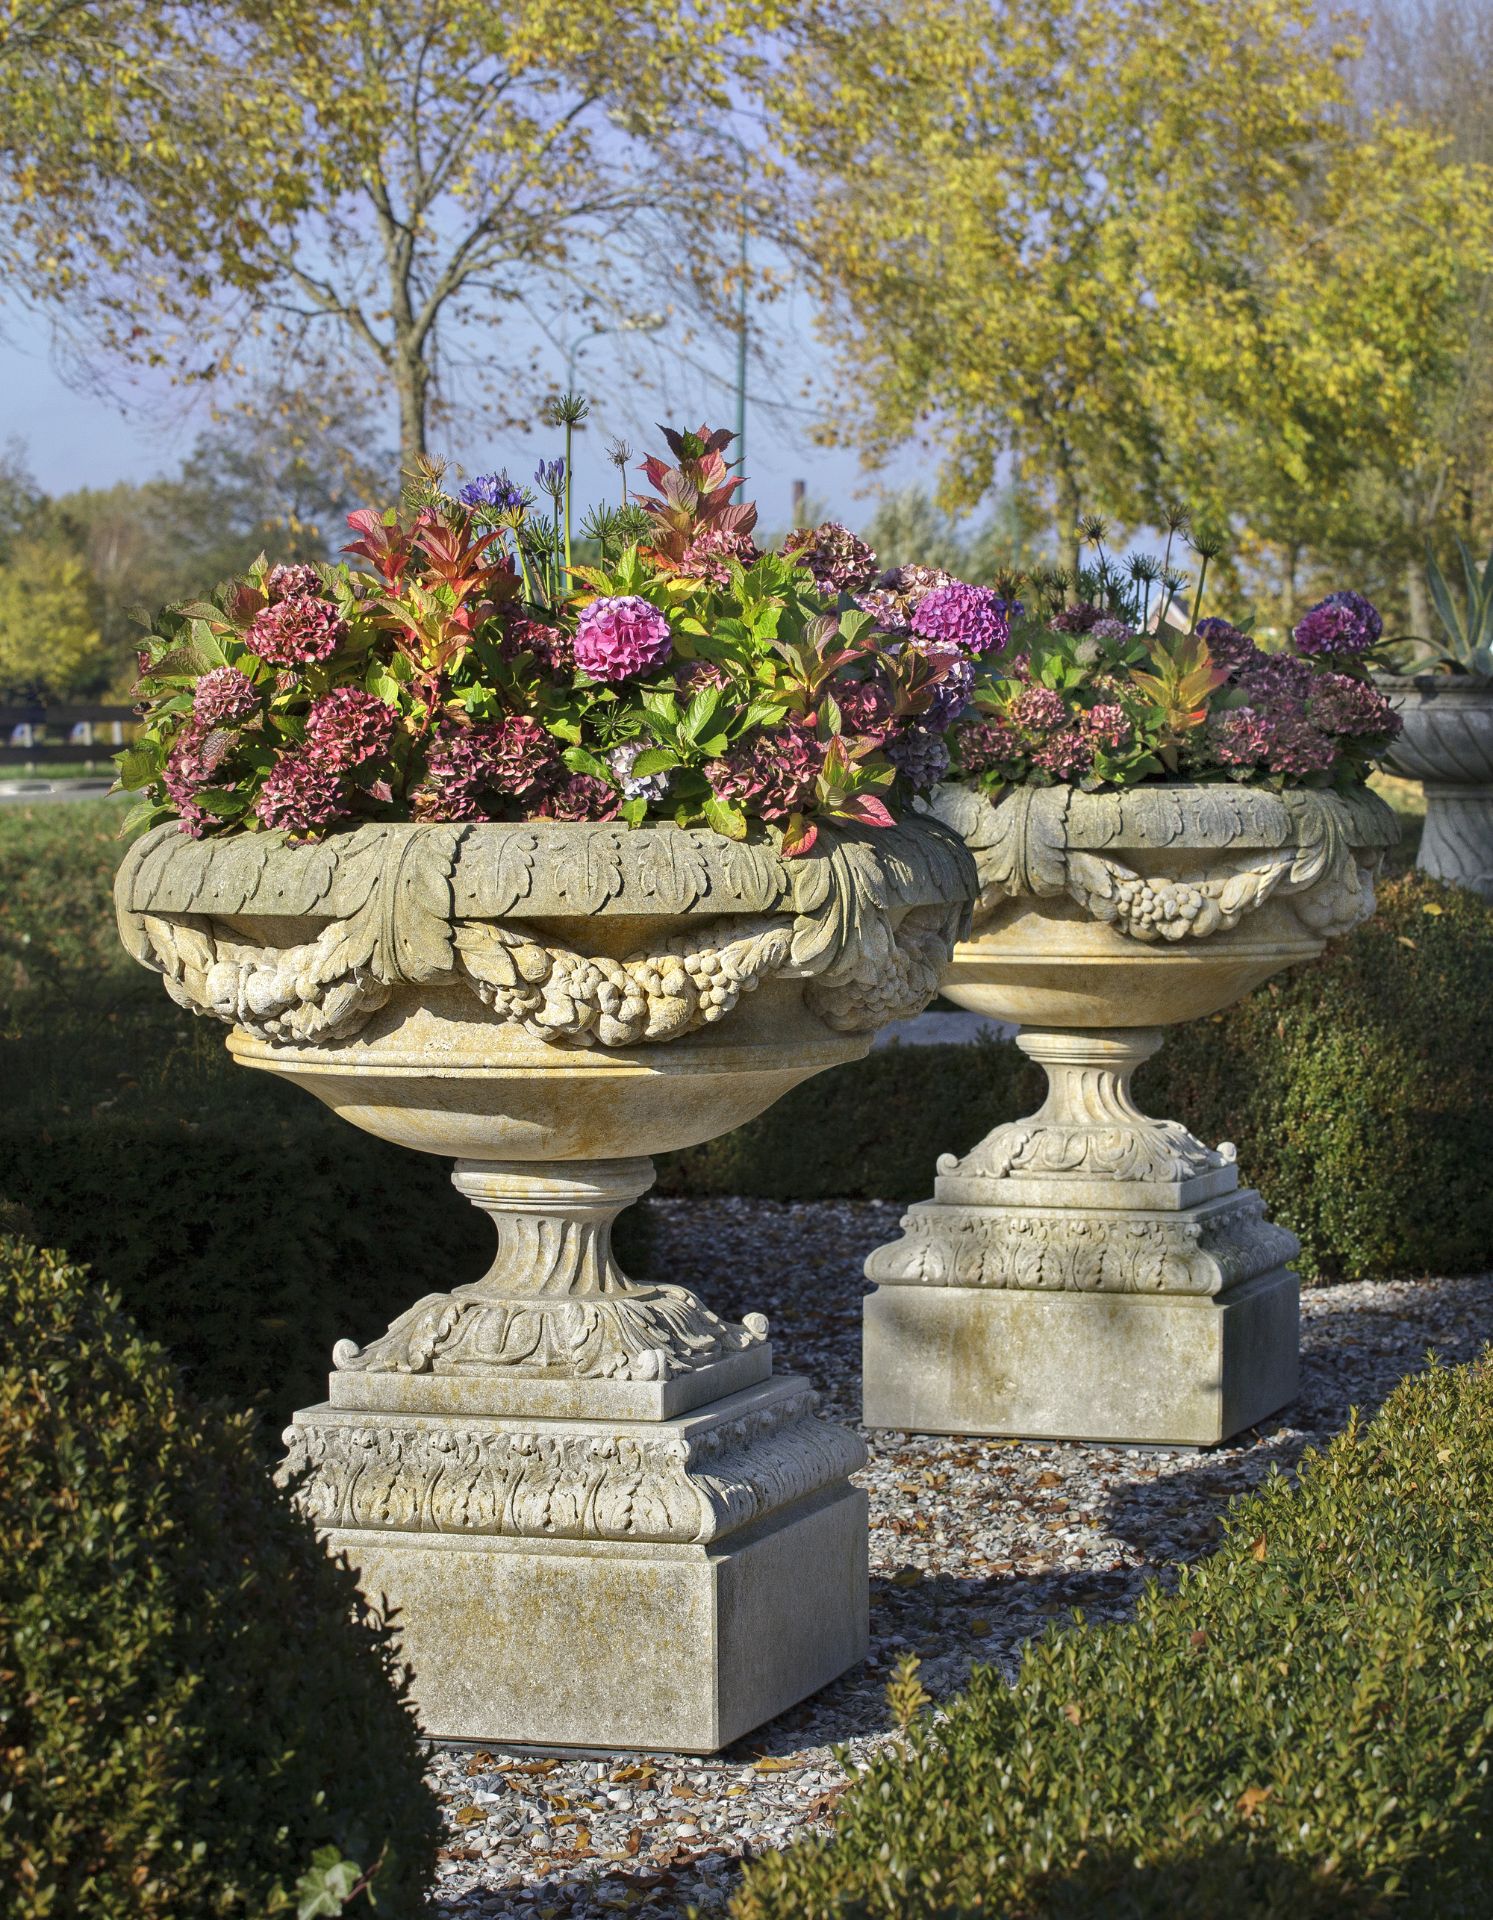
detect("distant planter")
[117,812,974,1753]
[1377,674,1493,899]
[863,780,1398,1447]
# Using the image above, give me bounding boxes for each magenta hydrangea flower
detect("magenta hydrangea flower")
[710,725,823,821]
[163,720,236,834]
[678,526,761,588]
[1082,703,1130,749]
[886,723,951,791]
[953,717,1020,773]
[304,688,398,768]
[1014,685,1067,732]
[834,677,896,738]
[508,617,575,674]
[254,751,349,837]
[532,773,622,822]
[266,561,323,603]
[192,666,259,728]
[247,593,346,668]
[1292,591,1383,658]
[485,715,561,796]
[573,596,673,681]
[910,582,1010,657]
[786,522,878,594]
[1308,673,1401,739]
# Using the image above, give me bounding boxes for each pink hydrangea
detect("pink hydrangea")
[192,666,259,728]
[254,751,349,837]
[247,593,346,668]
[1308,672,1401,739]
[1014,685,1067,732]
[163,720,237,835]
[1032,729,1093,779]
[678,526,762,588]
[304,689,398,768]
[710,725,823,821]
[910,582,1009,657]
[1082,703,1130,749]
[953,718,1021,773]
[531,773,622,822]
[785,521,878,594]
[508,617,575,673]
[573,596,673,682]
[834,677,896,739]
[266,561,323,603]
[412,715,559,820]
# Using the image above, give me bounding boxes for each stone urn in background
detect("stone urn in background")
[864,782,1397,1447]
[1377,674,1493,898]
[117,815,975,1751]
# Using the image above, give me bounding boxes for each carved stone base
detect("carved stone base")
[863,1267,1299,1446]
[282,1376,868,1749]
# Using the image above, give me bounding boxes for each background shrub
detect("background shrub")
[0,1237,440,1918]
[733,1352,1493,1920]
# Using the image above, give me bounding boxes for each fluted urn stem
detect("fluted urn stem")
[452,1157,653,1300]
[1018,1027,1165,1134]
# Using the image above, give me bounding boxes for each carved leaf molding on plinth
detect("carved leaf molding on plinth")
[945,1114,1234,1186]
[930,782,1395,944]
[116,817,976,1048]
[280,1384,867,1545]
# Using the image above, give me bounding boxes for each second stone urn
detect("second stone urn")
[865,781,1396,1446]
[116,813,974,1750]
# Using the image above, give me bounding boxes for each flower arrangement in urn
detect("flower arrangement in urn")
[859,512,1403,1451]
[119,415,1000,858]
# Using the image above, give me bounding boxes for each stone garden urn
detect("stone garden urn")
[116,814,973,1751]
[1377,674,1493,898]
[864,781,1397,1447]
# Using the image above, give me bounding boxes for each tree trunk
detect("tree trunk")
[1054,466,1082,588]
[1405,561,1430,640]
[395,348,430,468]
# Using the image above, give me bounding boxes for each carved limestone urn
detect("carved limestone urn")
[116,814,973,1751]
[864,781,1397,1446]
[1377,674,1493,898]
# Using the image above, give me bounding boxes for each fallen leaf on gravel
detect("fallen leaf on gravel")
[453,1805,486,1827]
[1036,1471,1063,1488]
[625,1827,641,1855]
[753,1755,799,1771]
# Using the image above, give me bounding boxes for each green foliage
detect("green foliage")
[0,1237,440,1918]
[0,530,109,699]
[1399,535,1493,676]
[1140,868,1493,1283]
[734,1353,1493,1919]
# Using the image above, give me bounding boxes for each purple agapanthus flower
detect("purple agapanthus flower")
[534,458,566,496]
[460,470,528,513]
[1292,591,1383,658]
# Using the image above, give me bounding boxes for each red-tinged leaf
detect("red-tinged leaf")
[779,813,819,858]
[838,793,895,828]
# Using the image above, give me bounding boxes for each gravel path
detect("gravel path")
[427,1198,1493,1919]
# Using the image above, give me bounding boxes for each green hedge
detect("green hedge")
[0,1238,440,1918]
[1141,869,1493,1282]
[734,1353,1493,1919]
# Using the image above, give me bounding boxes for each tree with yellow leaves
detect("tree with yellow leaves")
[772,0,1493,608]
[1,0,792,464]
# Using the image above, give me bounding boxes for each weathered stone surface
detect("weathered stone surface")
[863,1267,1300,1445]
[119,815,975,1749]
[865,782,1392,1445]
[1379,674,1493,899]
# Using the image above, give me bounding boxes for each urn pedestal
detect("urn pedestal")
[117,815,973,1749]
[1378,674,1493,899]
[864,784,1396,1447]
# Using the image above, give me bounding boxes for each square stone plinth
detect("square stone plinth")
[863,1268,1299,1446]
[331,1484,869,1751]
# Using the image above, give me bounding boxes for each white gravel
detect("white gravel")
[426,1197,1493,1919]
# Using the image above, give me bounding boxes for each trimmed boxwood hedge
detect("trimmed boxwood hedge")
[734,1352,1493,1919]
[0,1238,440,1919]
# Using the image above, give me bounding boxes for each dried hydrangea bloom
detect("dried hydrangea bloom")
[1048,603,1104,635]
[1031,729,1092,778]
[507,617,576,674]
[953,717,1021,773]
[247,594,346,668]
[834,676,896,739]
[1292,591,1383,658]
[254,751,349,836]
[677,525,761,588]
[910,582,1009,657]
[1194,617,1261,676]
[192,666,259,728]
[1308,672,1402,739]
[574,595,674,681]
[531,773,622,822]
[785,521,878,594]
[303,689,398,768]
[266,562,323,603]
[709,724,823,821]
[1014,685,1067,732]
[1082,702,1130,748]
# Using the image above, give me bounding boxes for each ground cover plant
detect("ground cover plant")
[732,1351,1493,1920]
[0,1237,440,1918]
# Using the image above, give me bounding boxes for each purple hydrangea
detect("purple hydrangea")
[1195,617,1261,676]
[304,688,398,768]
[1089,617,1135,645]
[247,593,346,668]
[1049,604,1103,635]
[1308,672,1402,739]
[1292,591,1383,658]
[953,718,1020,774]
[254,751,349,837]
[710,725,823,821]
[786,521,879,594]
[266,562,322,603]
[1032,729,1093,779]
[1209,707,1274,768]
[1239,652,1315,704]
[610,740,672,802]
[460,470,527,512]
[192,666,259,728]
[853,587,911,635]
[885,723,951,792]
[910,582,1010,657]
[533,773,622,822]
[834,676,896,739]
[574,596,674,682]
[923,654,977,732]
